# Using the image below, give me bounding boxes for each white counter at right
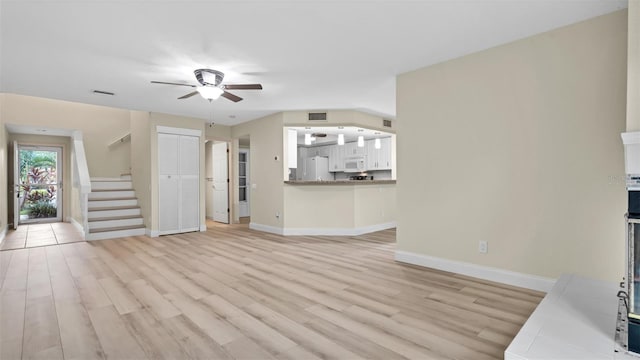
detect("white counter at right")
[506,273,638,359]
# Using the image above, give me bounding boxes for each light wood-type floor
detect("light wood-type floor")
[0,223,544,360]
[0,223,84,251]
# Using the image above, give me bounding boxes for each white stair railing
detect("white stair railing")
[71,131,92,237]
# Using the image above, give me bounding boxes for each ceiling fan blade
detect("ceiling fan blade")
[151,81,196,88]
[178,91,199,99]
[221,91,243,102]
[223,84,263,90]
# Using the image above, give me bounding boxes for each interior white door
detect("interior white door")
[179,135,200,231]
[12,141,19,229]
[212,142,229,223]
[158,133,180,232]
[158,131,200,234]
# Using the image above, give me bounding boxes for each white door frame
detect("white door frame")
[12,141,18,229]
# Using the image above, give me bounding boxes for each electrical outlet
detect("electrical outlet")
[478,241,488,254]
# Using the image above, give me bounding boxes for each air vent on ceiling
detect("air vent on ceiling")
[92,89,115,96]
[383,119,392,128]
[308,112,327,121]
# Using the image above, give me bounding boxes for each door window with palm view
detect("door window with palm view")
[17,146,62,223]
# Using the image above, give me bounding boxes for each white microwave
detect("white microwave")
[344,156,366,172]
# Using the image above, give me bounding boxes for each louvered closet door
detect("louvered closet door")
[179,135,200,231]
[158,133,180,232]
[157,130,200,235]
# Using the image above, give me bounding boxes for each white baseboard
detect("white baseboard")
[249,223,284,235]
[200,224,207,232]
[282,221,397,236]
[395,250,555,293]
[249,222,397,236]
[67,217,86,238]
[147,229,159,237]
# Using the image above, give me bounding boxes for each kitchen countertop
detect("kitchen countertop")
[284,180,396,185]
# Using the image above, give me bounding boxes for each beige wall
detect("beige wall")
[283,184,396,229]
[1,94,131,177]
[205,123,232,140]
[284,185,356,228]
[232,113,285,228]
[397,10,628,282]
[353,185,396,228]
[0,95,6,233]
[130,111,152,231]
[629,1,640,131]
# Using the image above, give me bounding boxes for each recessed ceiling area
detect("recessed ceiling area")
[0,1,627,126]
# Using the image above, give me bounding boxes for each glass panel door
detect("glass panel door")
[17,145,62,224]
[239,152,247,202]
[631,220,640,320]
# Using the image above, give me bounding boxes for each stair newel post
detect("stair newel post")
[81,192,89,237]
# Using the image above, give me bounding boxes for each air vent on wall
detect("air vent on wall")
[308,112,327,121]
[383,119,392,128]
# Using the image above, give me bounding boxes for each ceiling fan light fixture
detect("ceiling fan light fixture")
[194,69,224,86]
[197,86,224,100]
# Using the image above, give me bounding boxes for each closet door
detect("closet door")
[158,134,180,232]
[179,135,200,231]
[157,128,201,235]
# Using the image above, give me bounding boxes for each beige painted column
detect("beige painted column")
[629,1,640,131]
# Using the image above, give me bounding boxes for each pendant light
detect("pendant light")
[374,138,381,149]
[338,134,345,145]
[304,133,312,145]
[357,135,364,147]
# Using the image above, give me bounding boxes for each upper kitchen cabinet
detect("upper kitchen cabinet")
[308,144,331,158]
[344,141,366,157]
[366,137,392,170]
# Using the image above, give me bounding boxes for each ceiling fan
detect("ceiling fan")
[151,69,263,102]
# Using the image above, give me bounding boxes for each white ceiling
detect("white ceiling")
[0,0,627,126]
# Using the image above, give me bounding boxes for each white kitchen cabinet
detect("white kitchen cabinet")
[344,141,366,157]
[158,128,201,235]
[329,144,345,172]
[366,137,393,170]
[308,145,330,158]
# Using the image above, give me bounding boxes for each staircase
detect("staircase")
[86,175,146,241]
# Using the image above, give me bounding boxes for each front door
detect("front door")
[15,145,63,224]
